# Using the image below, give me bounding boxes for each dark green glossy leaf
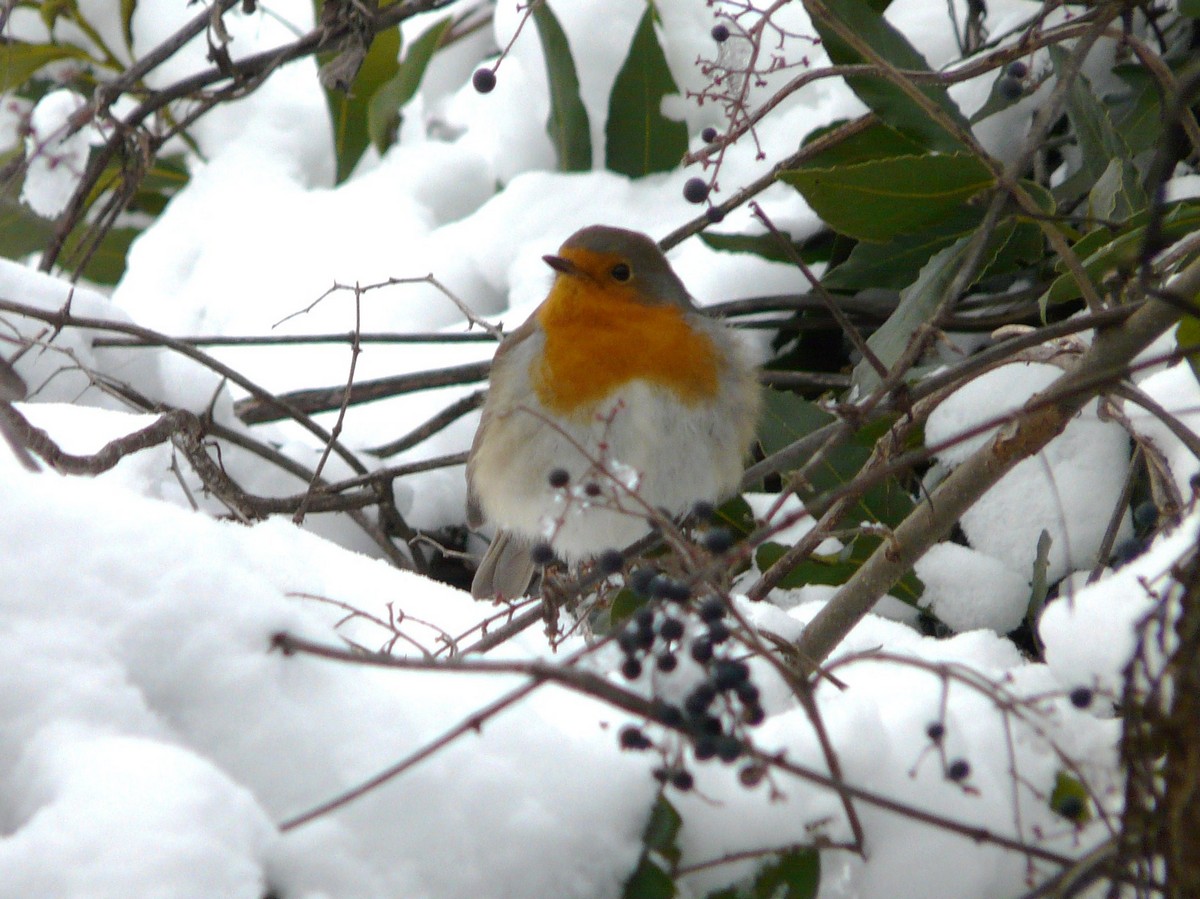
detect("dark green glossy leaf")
[606,5,688,177]
[797,119,926,169]
[609,588,648,628]
[533,2,592,172]
[810,0,969,152]
[0,41,89,92]
[623,796,682,899]
[715,494,756,538]
[1182,0,1200,15]
[698,231,827,267]
[852,227,1009,394]
[1040,201,1200,308]
[780,153,994,243]
[324,25,402,183]
[624,859,675,899]
[368,16,452,153]
[756,390,835,459]
[749,848,820,899]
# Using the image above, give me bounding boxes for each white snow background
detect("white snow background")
[2,1,1198,896]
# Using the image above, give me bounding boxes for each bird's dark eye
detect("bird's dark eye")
[611,263,631,282]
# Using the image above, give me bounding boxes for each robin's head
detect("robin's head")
[543,225,694,311]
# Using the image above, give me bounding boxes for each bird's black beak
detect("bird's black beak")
[543,254,578,275]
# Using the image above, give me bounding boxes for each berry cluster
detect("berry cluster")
[614,579,766,783]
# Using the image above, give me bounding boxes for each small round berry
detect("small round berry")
[700,126,718,143]
[734,681,760,706]
[698,595,725,623]
[1069,687,1094,709]
[670,769,695,791]
[739,763,766,787]
[711,23,730,42]
[683,177,710,204]
[584,481,602,497]
[651,575,691,603]
[472,68,497,93]
[621,657,643,680]
[998,76,1024,101]
[692,501,716,521]
[530,542,555,565]
[685,684,716,715]
[597,549,624,575]
[657,652,678,673]
[629,567,657,596]
[691,713,723,736]
[713,659,750,690]
[705,206,725,224]
[926,722,946,743]
[690,637,714,664]
[617,630,641,655]
[716,735,742,763]
[1056,796,1085,820]
[1132,501,1158,532]
[547,467,570,488]
[652,767,669,783]
[743,704,765,726]
[619,725,652,750]
[694,736,718,760]
[947,759,971,782]
[701,527,734,553]
[1006,60,1029,79]
[659,617,685,641]
[707,620,731,644]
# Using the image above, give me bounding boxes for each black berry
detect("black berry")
[472,68,496,93]
[692,501,716,521]
[926,722,945,743]
[584,481,602,497]
[683,177,710,204]
[700,126,718,143]
[1006,60,1029,78]
[713,659,750,690]
[619,726,652,750]
[547,467,570,488]
[707,620,731,644]
[998,76,1024,101]
[694,736,718,760]
[716,735,742,763]
[711,23,730,42]
[1056,796,1084,820]
[1069,687,1093,709]
[530,542,555,565]
[690,637,714,664]
[743,704,765,726]
[597,549,624,575]
[685,684,716,715]
[734,681,759,705]
[652,701,685,728]
[658,617,685,641]
[947,759,970,782]
[629,567,657,596]
[698,596,725,623]
[621,657,643,680]
[651,575,690,603]
[705,206,725,224]
[670,769,695,791]
[701,527,733,553]
[739,763,765,787]
[656,652,678,673]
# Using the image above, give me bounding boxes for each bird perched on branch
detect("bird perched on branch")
[467,225,760,599]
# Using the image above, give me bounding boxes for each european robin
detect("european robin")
[467,225,761,599]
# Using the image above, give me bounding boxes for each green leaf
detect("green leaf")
[715,494,757,538]
[1051,45,1144,213]
[810,0,970,152]
[780,153,994,243]
[1040,201,1200,309]
[823,205,982,290]
[533,2,592,172]
[609,588,648,628]
[1182,0,1200,16]
[120,0,137,51]
[1178,316,1200,386]
[605,5,688,177]
[623,796,682,899]
[852,226,1008,394]
[324,25,402,183]
[698,231,828,267]
[705,848,821,899]
[797,119,926,169]
[367,16,452,154]
[757,390,835,458]
[0,41,90,92]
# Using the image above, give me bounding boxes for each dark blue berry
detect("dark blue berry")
[530,542,554,565]
[547,467,569,488]
[711,24,730,42]
[947,759,970,781]
[619,726,651,750]
[472,68,496,93]
[700,126,718,143]
[1069,687,1093,709]
[683,177,710,204]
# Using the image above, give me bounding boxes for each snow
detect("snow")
[0,0,1192,896]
